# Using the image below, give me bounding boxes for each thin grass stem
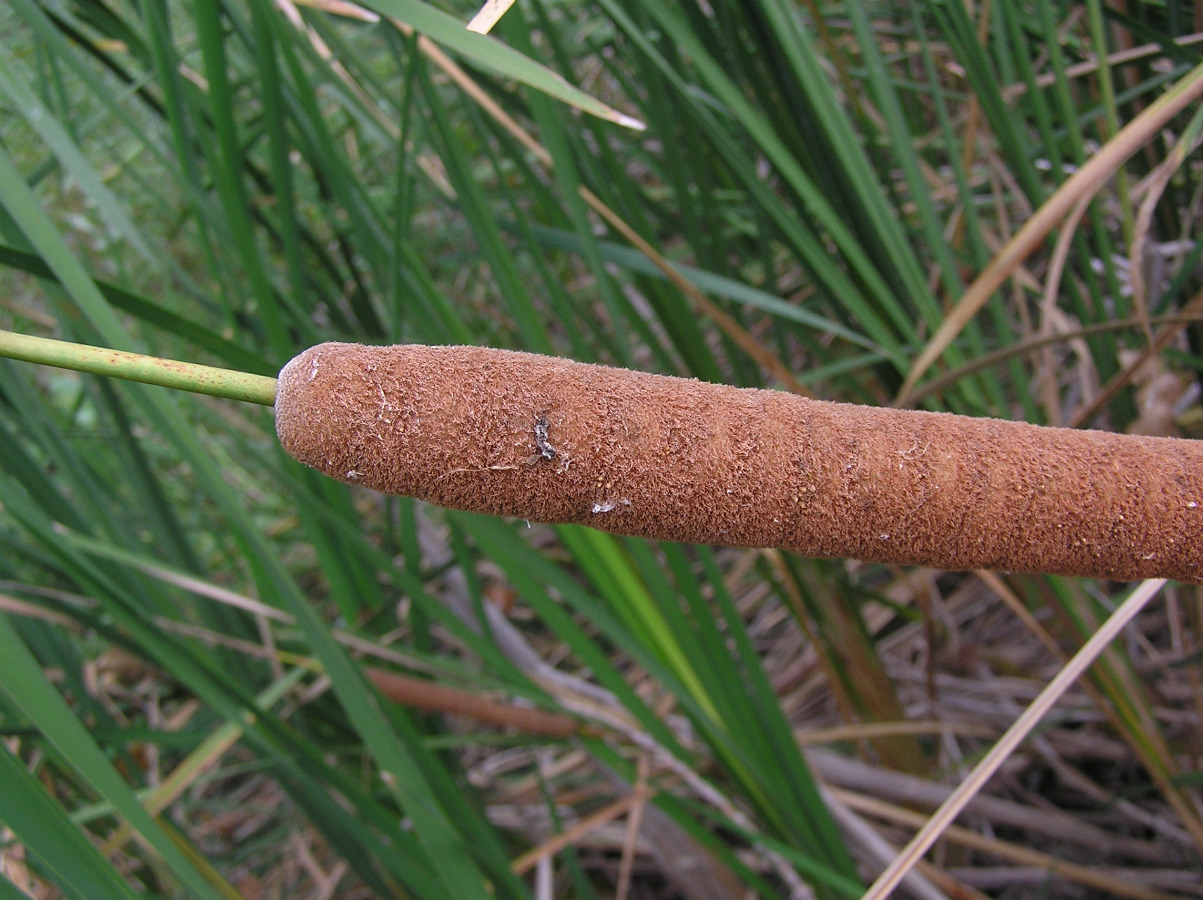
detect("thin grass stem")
[0,330,278,406]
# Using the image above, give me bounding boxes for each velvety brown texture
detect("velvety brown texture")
[275,342,1203,583]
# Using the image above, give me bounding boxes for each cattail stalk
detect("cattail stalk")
[0,329,277,406]
[275,343,1203,584]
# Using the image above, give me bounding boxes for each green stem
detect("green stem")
[0,330,279,406]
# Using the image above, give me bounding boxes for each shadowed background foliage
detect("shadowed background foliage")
[1,0,1202,897]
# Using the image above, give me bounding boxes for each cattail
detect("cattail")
[275,342,1203,584]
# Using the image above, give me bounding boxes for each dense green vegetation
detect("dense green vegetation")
[1,0,1201,897]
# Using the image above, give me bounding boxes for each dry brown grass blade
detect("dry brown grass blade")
[795,720,993,746]
[904,312,1203,406]
[1070,284,1203,429]
[1001,33,1203,101]
[285,0,379,22]
[509,783,655,875]
[810,748,1172,865]
[820,787,950,900]
[1128,107,1203,339]
[365,667,580,737]
[614,754,650,900]
[465,0,516,34]
[1035,192,1096,425]
[0,592,78,628]
[837,788,1186,900]
[975,570,1203,853]
[896,60,1203,405]
[859,578,1167,900]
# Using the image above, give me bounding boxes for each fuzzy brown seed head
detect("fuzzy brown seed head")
[275,342,1203,583]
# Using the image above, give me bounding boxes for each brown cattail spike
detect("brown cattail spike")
[275,343,1203,583]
